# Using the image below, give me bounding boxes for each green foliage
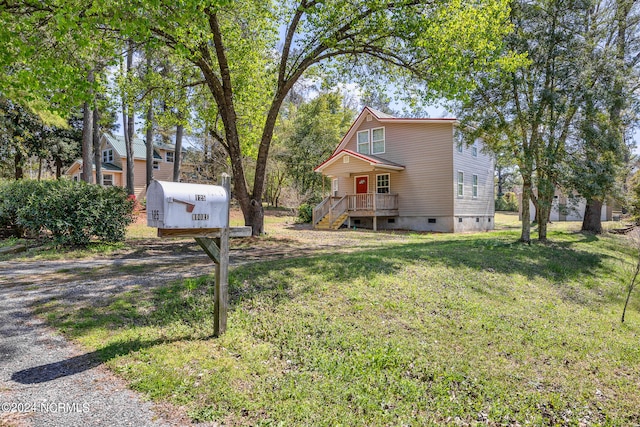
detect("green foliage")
[495,192,518,212]
[277,93,355,200]
[0,180,135,246]
[296,203,313,223]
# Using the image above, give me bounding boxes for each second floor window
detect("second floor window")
[153,161,160,170]
[102,149,113,163]
[357,130,370,155]
[166,151,174,163]
[372,127,385,154]
[457,171,464,197]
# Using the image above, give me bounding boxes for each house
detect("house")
[313,107,495,232]
[520,190,615,222]
[65,133,179,200]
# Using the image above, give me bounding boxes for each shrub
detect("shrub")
[297,203,313,223]
[495,192,519,212]
[0,179,135,246]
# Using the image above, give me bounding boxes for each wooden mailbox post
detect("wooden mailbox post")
[147,174,251,337]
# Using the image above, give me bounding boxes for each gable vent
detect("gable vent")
[367,114,372,121]
[343,156,350,164]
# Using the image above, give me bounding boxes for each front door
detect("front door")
[356,176,368,194]
[355,176,369,210]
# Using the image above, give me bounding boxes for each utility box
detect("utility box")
[147,180,229,229]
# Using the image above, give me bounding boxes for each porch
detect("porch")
[313,193,399,231]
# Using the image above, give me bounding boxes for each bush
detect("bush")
[0,179,135,246]
[495,192,519,212]
[297,203,313,223]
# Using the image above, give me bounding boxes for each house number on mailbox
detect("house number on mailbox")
[151,210,160,221]
[195,194,206,201]
[192,213,210,220]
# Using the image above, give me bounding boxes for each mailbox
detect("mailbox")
[146,180,229,229]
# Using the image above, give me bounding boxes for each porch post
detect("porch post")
[373,216,377,231]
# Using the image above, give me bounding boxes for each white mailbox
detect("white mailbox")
[147,180,229,229]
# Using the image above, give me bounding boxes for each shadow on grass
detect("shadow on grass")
[24,230,618,383]
[228,231,614,307]
[11,337,174,384]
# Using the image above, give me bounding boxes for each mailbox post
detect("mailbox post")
[147,174,251,337]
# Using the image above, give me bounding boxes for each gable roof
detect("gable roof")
[314,149,405,173]
[103,134,180,160]
[331,106,458,156]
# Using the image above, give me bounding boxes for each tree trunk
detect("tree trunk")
[582,199,603,233]
[14,150,24,180]
[81,97,93,183]
[93,107,102,185]
[173,123,183,182]
[123,43,135,196]
[146,103,154,188]
[520,177,532,243]
[55,157,63,179]
[37,157,42,181]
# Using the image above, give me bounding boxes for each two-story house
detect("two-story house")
[313,107,494,232]
[65,133,179,200]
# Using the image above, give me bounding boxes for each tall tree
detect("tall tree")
[457,0,591,242]
[576,0,638,233]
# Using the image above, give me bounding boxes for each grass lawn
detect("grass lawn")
[31,215,640,425]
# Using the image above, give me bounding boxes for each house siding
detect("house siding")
[452,140,495,231]
[315,107,495,233]
[342,119,455,219]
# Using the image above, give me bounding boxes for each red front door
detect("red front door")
[355,176,369,210]
[356,176,368,194]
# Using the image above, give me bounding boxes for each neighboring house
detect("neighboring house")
[313,107,495,232]
[520,190,614,222]
[65,133,179,200]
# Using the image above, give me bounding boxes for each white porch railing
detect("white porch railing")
[347,193,398,211]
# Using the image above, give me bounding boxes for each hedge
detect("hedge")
[0,179,135,246]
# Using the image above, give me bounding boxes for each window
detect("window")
[153,160,160,170]
[457,171,464,197]
[103,174,114,186]
[472,174,478,198]
[457,143,463,153]
[102,149,113,163]
[357,130,370,155]
[332,178,339,196]
[472,145,478,157]
[166,151,174,163]
[73,175,79,182]
[428,218,437,223]
[372,127,385,154]
[376,174,390,194]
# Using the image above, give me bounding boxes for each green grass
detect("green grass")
[32,228,640,425]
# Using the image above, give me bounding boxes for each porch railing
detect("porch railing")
[314,193,398,226]
[347,193,398,211]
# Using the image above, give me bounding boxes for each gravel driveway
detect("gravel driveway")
[0,226,402,427]
[0,248,217,427]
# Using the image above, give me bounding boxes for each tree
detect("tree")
[457,0,596,242]
[280,92,355,200]
[572,0,638,233]
[2,0,515,235]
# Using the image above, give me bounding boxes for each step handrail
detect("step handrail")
[313,197,331,226]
